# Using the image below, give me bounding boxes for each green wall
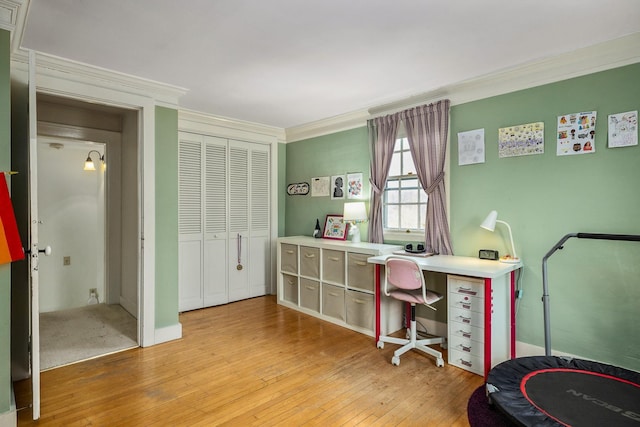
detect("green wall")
[0,29,11,415]
[285,127,371,240]
[450,63,640,370]
[278,143,286,236]
[154,106,179,328]
[284,63,640,371]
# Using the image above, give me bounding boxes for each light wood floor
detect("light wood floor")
[15,295,483,426]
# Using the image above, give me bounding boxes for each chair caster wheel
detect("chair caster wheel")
[436,358,444,367]
[377,341,384,349]
[391,356,400,366]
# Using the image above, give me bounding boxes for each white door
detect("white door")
[203,136,228,306]
[28,49,41,421]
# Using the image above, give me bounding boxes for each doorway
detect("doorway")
[33,94,141,369]
[36,138,137,369]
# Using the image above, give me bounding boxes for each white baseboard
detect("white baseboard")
[154,322,182,346]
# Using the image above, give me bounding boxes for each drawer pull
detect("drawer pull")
[459,344,472,353]
[328,257,340,261]
[287,280,294,285]
[305,253,316,258]
[460,359,473,368]
[459,330,471,339]
[457,287,478,296]
[456,315,471,324]
[305,285,316,290]
[461,303,471,310]
[286,250,294,254]
[328,292,340,297]
[352,299,366,304]
[355,261,367,266]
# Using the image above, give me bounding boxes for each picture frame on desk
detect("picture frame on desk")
[322,214,348,240]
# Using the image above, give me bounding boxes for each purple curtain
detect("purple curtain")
[367,114,399,243]
[402,100,453,255]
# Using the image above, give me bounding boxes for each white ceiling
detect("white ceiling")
[20,0,640,129]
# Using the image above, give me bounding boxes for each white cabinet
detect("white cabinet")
[277,236,402,336]
[179,132,270,312]
[447,274,510,376]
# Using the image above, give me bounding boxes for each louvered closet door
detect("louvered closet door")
[203,136,229,306]
[249,144,270,298]
[178,133,203,311]
[227,140,271,302]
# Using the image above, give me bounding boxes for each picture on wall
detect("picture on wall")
[557,111,596,155]
[322,214,348,240]
[457,128,485,165]
[608,110,637,148]
[346,172,364,199]
[331,175,345,199]
[311,176,330,197]
[498,122,544,158]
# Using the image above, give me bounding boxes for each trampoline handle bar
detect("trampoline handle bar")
[541,232,640,356]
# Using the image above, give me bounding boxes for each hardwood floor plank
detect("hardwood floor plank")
[15,296,482,426]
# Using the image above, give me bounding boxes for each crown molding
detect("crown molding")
[0,0,21,34]
[179,108,285,144]
[285,109,371,143]
[11,48,188,108]
[287,32,640,142]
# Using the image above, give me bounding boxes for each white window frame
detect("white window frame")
[382,132,429,242]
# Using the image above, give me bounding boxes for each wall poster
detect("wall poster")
[346,173,364,199]
[608,110,637,148]
[557,111,596,156]
[498,122,544,158]
[311,176,330,197]
[457,128,485,165]
[331,175,345,199]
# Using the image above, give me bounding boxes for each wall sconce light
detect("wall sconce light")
[84,150,105,171]
[343,202,368,243]
[480,210,520,263]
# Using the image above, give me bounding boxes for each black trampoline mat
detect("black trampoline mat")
[522,368,640,426]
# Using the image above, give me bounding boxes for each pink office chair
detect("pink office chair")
[376,256,446,367]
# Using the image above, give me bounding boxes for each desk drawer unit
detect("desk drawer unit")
[322,249,345,284]
[448,275,485,375]
[300,246,320,279]
[347,253,374,292]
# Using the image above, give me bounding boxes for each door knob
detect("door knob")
[27,245,52,256]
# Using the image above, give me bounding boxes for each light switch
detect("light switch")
[63,256,71,266]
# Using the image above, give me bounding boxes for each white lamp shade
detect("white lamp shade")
[84,157,96,171]
[480,210,498,232]
[343,202,367,222]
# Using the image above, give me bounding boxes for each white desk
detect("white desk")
[367,253,522,378]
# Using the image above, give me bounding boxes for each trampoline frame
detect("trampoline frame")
[541,232,640,355]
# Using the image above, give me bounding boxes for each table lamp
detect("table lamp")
[480,210,520,263]
[343,202,368,243]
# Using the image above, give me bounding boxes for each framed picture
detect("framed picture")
[331,175,345,200]
[322,214,348,240]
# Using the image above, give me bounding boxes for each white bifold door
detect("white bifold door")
[178,133,270,312]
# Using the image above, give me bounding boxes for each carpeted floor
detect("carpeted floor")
[40,304,138,370]
[467,385,516,427]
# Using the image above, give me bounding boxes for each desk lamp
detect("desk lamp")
[480,210,520,263]
[343,202,368,243]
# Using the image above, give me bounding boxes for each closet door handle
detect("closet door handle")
[304,253,316,258]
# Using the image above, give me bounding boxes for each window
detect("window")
[383,137,428,236]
